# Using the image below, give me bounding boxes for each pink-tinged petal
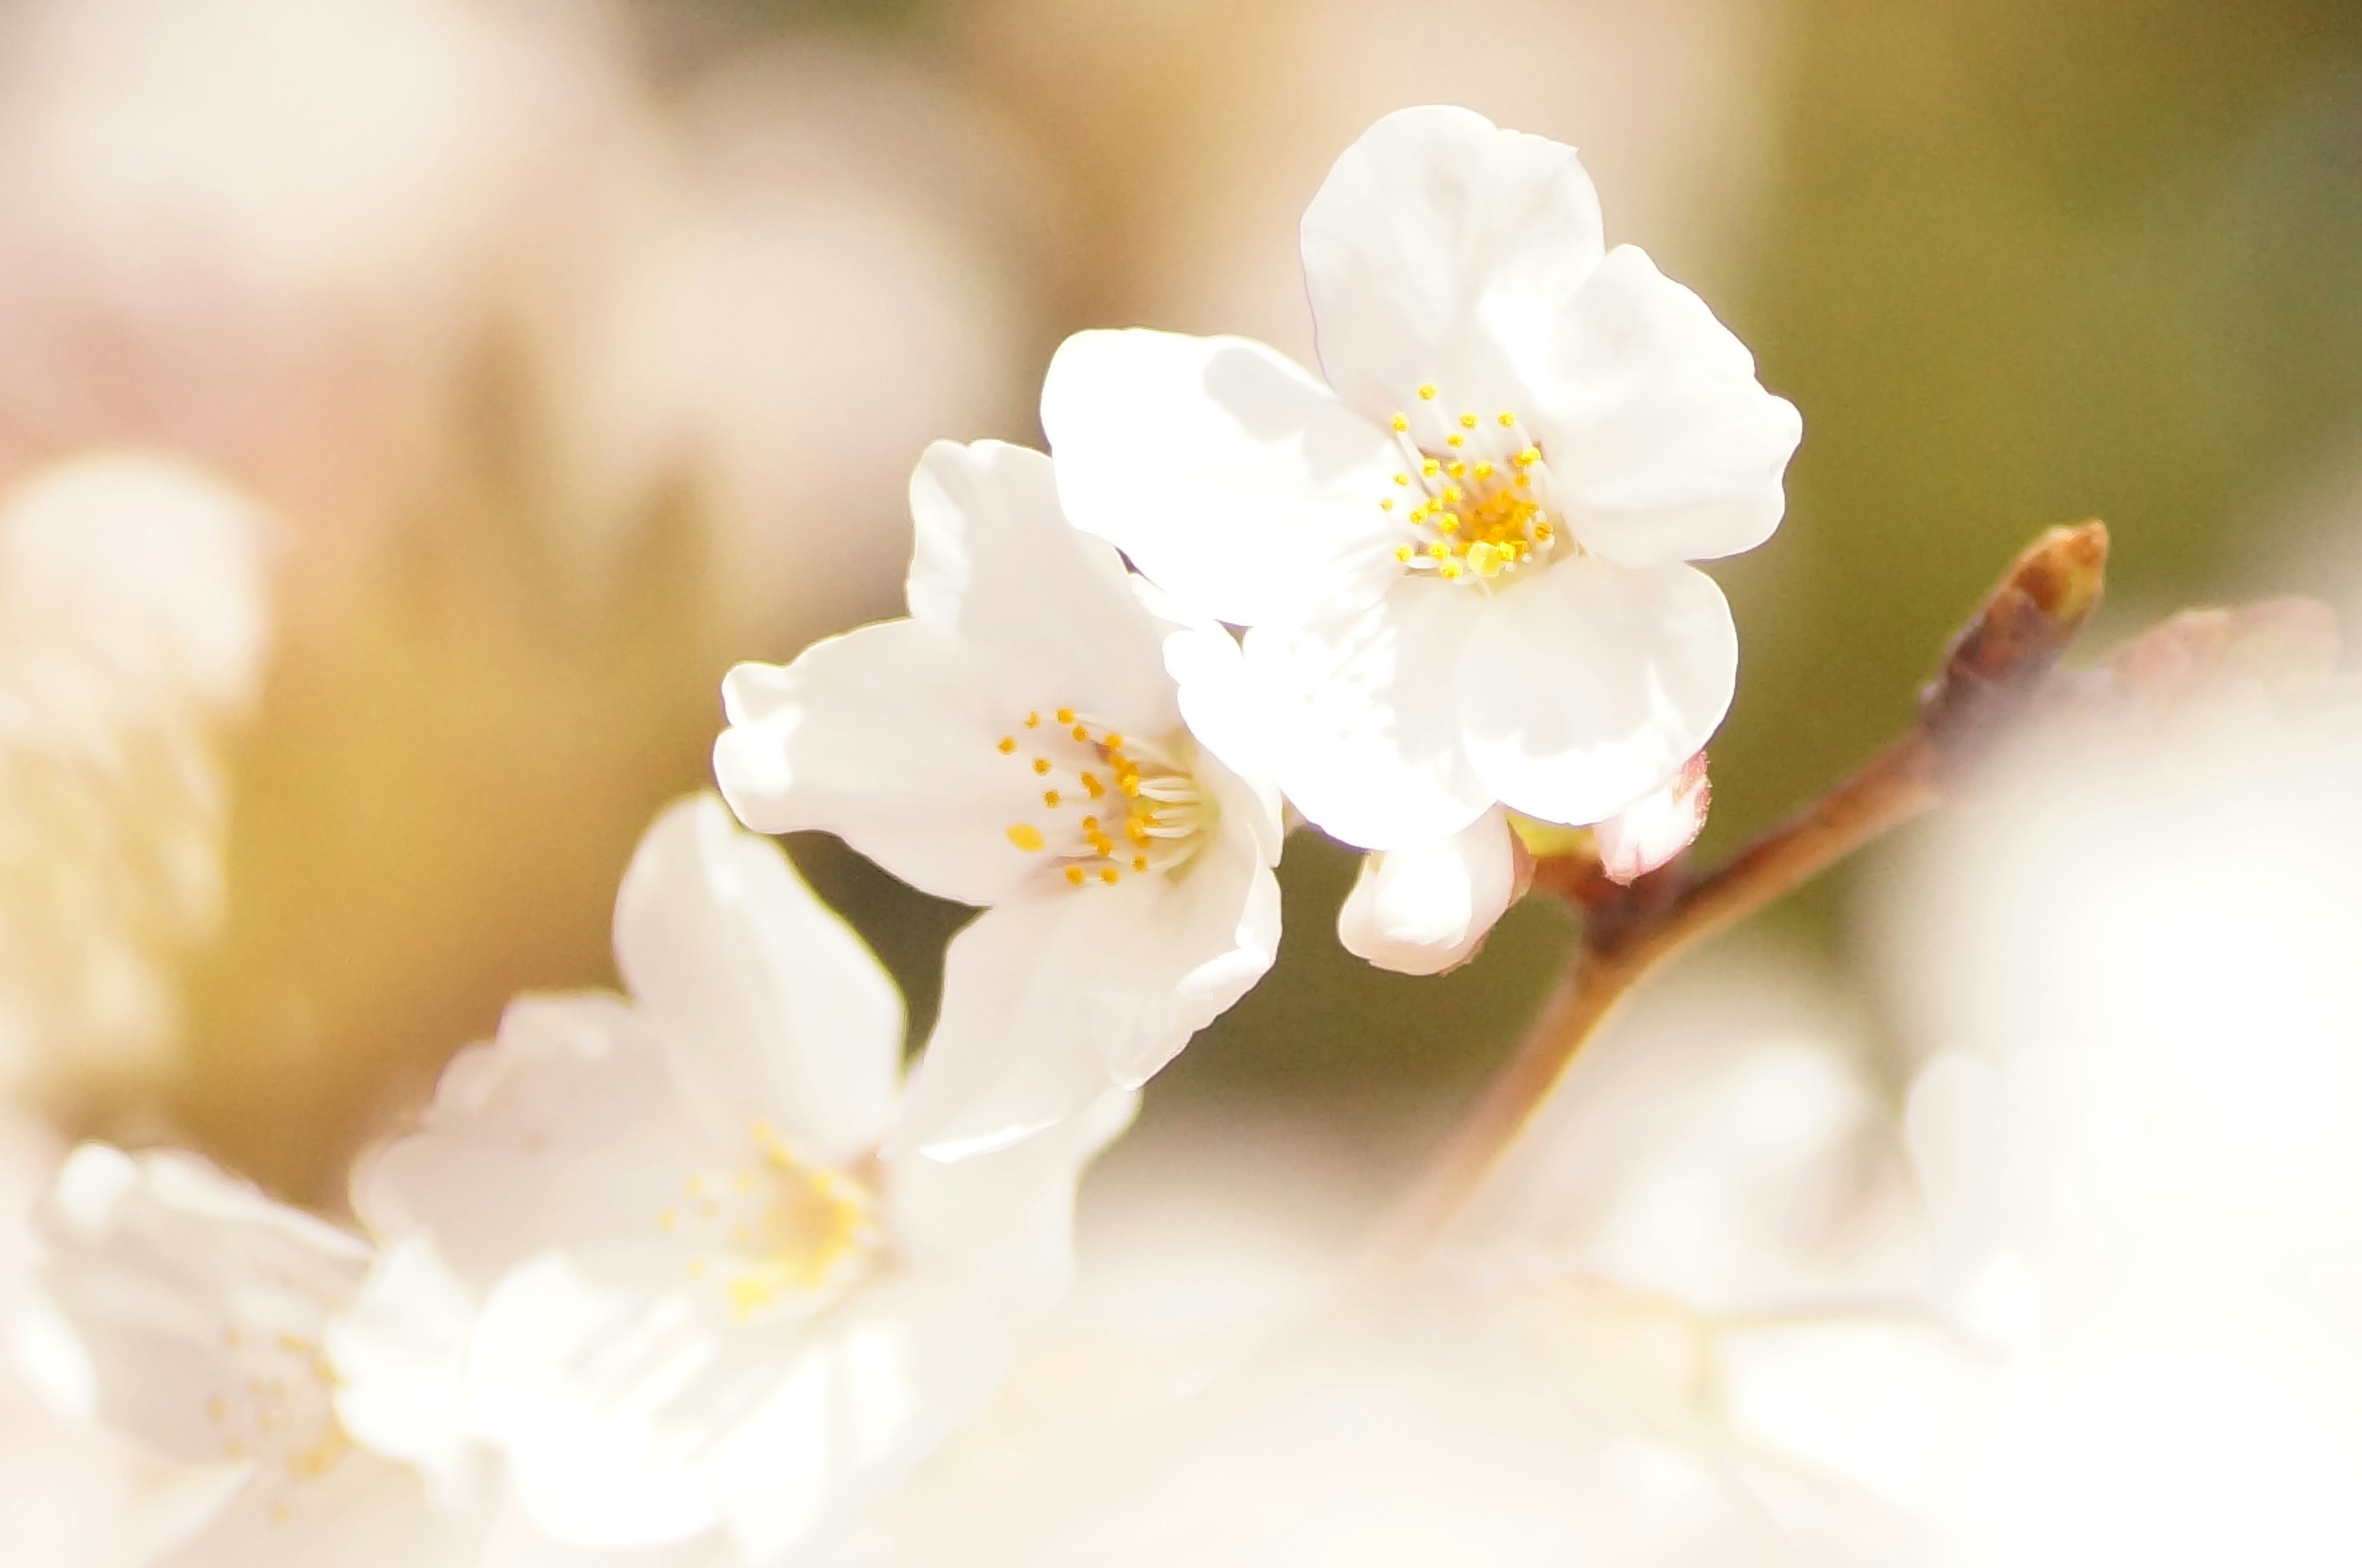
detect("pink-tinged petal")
[715,619,1053,907]
[1302,106,1607,430]
[1239,580,1492,850]
[883,1090,1136,1315]
[1337,806,1517,976]
[904,440,1177,736]
[1459,559,1736,827]
[614,797,902,1164]
[1591,752,1711,885]
[1536,246,1801,568]
[1042,329,1402,627]
[891,827,1278,1161]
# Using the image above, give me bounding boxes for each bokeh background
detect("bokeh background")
[5,0,2360,1211]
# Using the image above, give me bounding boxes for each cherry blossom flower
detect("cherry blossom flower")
[1042,105,1799,849]
[1336,806,1520,977]
[36,1143,484,1568]
[352,795,1135,1561]
[714,439,1282,1158]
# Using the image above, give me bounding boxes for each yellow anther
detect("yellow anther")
[996,736,1016,754]
[1119,774,1142,797]
[1533,521,1553,540]
[1514,445,1540,466]
[1420,458,1440,477]
[1439,560,1464,580]
[1447,433,1465,448]
[1395,544,1414,562]
[1473,462,1495,479]
[1065,866,1086,886]
[1126,818,1151,845]
[1497,411,1516,426]
[1081,814,1099,830]
[1437,514,1461,534]
[1391,413,1410,431]
[1379,498,1394,511]
[1007,822,1046,851]
[1103,733,1124,749]
[1133,855,1150,872]
[1418,383,1438,400]
[1447,461,1466,478]
[1393,472,1410,487]
[1099,867,1121,885]
[1442,487,1463,503]
[1516,472,1532,488]
[1032,758,1051,775]
[1072,724,1089,742]
[1043,789,1062,808]
[1083,772,1105,798]
[1429,541,1450,559]
[1025,711,1040,727]
[1056,707,1076,724]
[1459,412,1479,429]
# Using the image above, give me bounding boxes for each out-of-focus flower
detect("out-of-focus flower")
[715,441,1281,1159]
[0,452,270,1094]
[1885,677,2362,1562]
[36,1143,482,1567]
[1043,106,1798,848]
[1336,806,1520,976]
[355,795,1133,1560]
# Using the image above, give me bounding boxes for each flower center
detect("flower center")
[995,708,1211,889]
[204,1318,353,1523]
[1380,383,1564,587]
[667,1121,882,1323]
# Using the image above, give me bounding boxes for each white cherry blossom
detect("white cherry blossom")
[714,439,1282,1159]
[354,795,1135,1561]
[36,1143,484,1568]
[1336,806,1519,977]
[1042,105,1799,848]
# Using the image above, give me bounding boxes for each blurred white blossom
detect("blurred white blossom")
[0,453,271,1092]
[1043,106,1797,848]
[715,441,1282,1158]
[355,795,1132,1559]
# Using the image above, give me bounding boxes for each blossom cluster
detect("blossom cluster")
[12,105,1798,1566]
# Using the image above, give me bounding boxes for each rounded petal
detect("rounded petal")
[1537,245,1802,568]
[1041,329,1402,627]
[614,796,903,1164]
[885,1091,1136,1315]
[1162,622,1285,866]
[714,619,1055,907]
[1239,581,1493,851]
[350,994,713,1291]
[1337,806,1517,977]
[892,826,1279,1161]
[1458,559,1738,827]
[1302,106,1607,429]
[326,1237,479,1495]
[904,440,1177,735]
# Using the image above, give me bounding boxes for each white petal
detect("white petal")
[614,796,902,1165]
[326,1236,480,1497]
[1302,106,1607,428]
[1337,806,1517,976]
[1458,558,1738,827]
[1041,328,1402,627]
[39,1144,366,1463]
[155,1447,482,1568]
[884,1090,1137,1313]
[1537,245,1802,568]
[1161,622,1286,866]
[904,440,1177,734]
[893,826,1278,1160]
[714,619,1053,906]
[350,995,713,1291]
[1591,752,1711,884]
[1239,581,1493,850]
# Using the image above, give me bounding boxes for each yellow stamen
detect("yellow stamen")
[1065,866,1086,885]
[1418,383,1437,400]
[1043,789,1062,808]
[996,736,1016,754]
[1033,758,1051,775]
[1007,823,1045,851]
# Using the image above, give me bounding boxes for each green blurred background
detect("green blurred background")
[14,0,2350,1205]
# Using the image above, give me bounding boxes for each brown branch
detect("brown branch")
[1364,522,2111,1270]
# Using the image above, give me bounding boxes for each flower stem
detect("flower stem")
[1366,522,2111,1271]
